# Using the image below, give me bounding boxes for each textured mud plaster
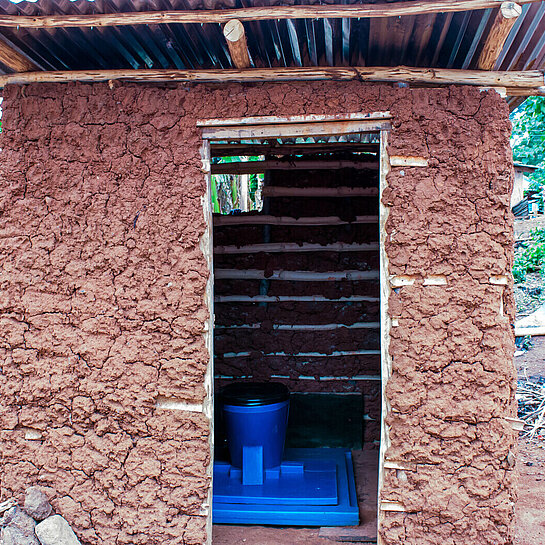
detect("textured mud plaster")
[0,82,515,545]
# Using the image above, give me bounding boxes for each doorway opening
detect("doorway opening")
[201,115,389,544]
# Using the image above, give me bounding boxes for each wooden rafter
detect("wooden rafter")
[223,19,251,69]
[0,0,541,28]
[477,2,523,69]
[0,67,543,96]
[0,35,38,72]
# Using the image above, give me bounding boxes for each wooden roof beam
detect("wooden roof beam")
[223,19,251,69]
[0,0,541,28]
[477,2,523,69]
[0,67,543,96]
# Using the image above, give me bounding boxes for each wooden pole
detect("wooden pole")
[0,67,543,94]
[223,19,251,69]
[0,1,540,28]
[477,2,522,69]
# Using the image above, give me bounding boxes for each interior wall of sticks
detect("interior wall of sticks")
[213,143,381,446]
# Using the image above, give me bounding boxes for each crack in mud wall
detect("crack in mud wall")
[0,82,515,545]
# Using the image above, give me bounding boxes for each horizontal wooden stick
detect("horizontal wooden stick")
[213,241,379,254]
[213,214,378,226]
[215,374,381,381]
[214,269,379,282]
[220,349,381,358]
[262,186,379,197]
[212,161,379,174]
[211,143,380,156]
[215,268,379,280]
[0,67,543,94]
[215,321,381,330]
[214,295,379,303]
[0,1,540,28]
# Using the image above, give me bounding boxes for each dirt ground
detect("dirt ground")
[514,337,545,545]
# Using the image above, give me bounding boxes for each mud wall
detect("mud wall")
[0,82,515,545]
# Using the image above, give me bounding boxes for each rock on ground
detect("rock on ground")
[0,506,40,545]
[24,487,53,521]
[35,515,81,545]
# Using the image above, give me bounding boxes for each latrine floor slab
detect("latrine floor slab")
[213,449,378,544]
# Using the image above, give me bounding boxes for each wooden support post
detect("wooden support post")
[477,2,522,69]
[223,19,251,69]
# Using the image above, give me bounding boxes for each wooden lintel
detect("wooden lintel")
[477,2,522,70]
[0,1,541,28]
[198,111,391,126]
[0,67,542,96]
[224,19,250,69]
[0,36,38,72]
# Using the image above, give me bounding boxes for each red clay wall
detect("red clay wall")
[0,82,516,545]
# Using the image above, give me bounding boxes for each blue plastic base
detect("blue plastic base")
[213,448,359,526]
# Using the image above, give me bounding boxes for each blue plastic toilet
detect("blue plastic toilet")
[221,382,289,484]
[213,381,359,526]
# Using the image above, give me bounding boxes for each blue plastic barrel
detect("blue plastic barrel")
[221,383,289,469]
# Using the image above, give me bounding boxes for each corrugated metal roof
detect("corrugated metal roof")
[0,0,544,97]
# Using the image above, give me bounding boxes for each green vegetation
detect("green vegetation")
[511,97,545,193]
[511,98,545,284]
[211,156,264,214]
[514,229,545,283]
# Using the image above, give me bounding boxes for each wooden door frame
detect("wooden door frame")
[199,113,392,545]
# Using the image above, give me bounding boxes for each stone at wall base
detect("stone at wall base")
[0,506,40,545]
[35,515,81,545]
[24,487,53,521]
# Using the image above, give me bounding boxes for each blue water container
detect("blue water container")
[221,383,289,475]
